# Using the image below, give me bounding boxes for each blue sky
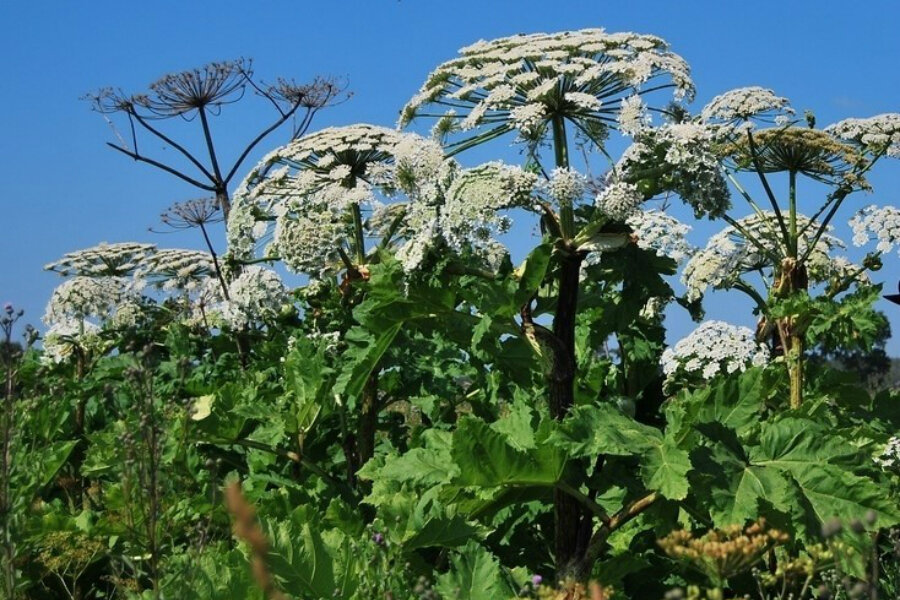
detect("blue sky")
[2,1,899,354]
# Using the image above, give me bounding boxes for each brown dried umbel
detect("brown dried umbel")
[659,519,790,588]
[84,59,348,220]
[158,197,223,230]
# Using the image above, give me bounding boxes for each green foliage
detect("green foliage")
[9,28,900,600]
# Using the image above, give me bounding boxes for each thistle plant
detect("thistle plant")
[85,58,347,220]
[691,87,899,408]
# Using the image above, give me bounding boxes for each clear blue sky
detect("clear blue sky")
[2,1,899,354]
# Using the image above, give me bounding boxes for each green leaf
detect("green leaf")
[333,322,402,402]
[451,417,566,491]
[263,510,337,598]
[668,368,768,439]
[40,440,78,489]
[641,437,691,501]
[403,513,484,551]
[435,543,517,600]
[490,399,537,451]
[693,419,900,532]
[553,404,662,458]
[514,242,552,306]
[283,338,330,433]
[554,404,692,499]
[690,425,792,526]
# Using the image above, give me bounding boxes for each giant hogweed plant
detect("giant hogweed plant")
[8,26,900,599]
[679,89,900,408]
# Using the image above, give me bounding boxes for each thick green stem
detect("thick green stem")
[547,114,588,574]
[551,116,574,239]
[357,373,378,490]
[788,170,798,257]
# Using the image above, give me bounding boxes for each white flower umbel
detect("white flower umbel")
[42,318,102,365]
[134,248,217,293]
[230,125,444,275]
[595,181,643,221]
[850,205,900,255]
[682,212,861,302]
[438,162,537,252]
[45,242,156,277]
[221,266,290,329]
[543,167,587,208]
[826,114,900,158]
[44,276,133,326]
[615,120,730,218]
[662,320,769,390]
[273,204,349,277]
[400,28,694,145]
[626,209,693,265]
[618,94,650,136]
[700,86,794,127]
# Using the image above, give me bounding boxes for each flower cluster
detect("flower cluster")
[42,319,103,364]
[44,242,156,276]
[396,161,537,271]
[232,122,541,275]
[682,212,863,302]
[721,127,868,187]
[45,242,232,335]
[221,266,290,329]
[228,124,408,263]
[44,276,133,327]
[662,320,769,390]
[850,204,900,255]
[134,248,217,292]
[617,94,650,136]
[615,120,731,218]
[400,28,694,143]
[626,209,693,265]
[595,181,643,221]
[542,167,587,207]
[826,113,900,158]
[875,436,900,470]
[700,86,794,127]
